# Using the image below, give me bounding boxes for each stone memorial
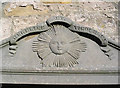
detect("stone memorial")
[0,16,119,84]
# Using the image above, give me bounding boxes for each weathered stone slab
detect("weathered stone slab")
[0,16,119,84]
[2,74,118,84]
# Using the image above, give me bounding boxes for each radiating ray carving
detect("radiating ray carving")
[32,25,87,67]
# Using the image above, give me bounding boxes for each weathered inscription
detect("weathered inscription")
[10,24,49,45]
[69,25,108,46]
[0,16,109,58]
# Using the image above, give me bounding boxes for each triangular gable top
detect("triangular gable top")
[0,16,119,74]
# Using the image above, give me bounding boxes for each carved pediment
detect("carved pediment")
[0,16,119,73]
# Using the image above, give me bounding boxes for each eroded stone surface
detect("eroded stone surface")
[4,3,48,16]
[1,1,119,43]
[0,18,12,40]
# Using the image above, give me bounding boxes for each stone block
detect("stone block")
[4,3,48,17]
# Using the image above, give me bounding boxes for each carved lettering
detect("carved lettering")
[69,25,108,46]
[10,24,49,45]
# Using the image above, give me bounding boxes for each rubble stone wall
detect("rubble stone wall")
[0,1,119,43]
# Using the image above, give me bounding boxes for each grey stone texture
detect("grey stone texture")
[0,1,119,84]
[0,15,119,84]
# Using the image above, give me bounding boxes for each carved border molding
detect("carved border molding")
[10,22,49,45]
[0,16,107,46]
[68,25,108,46]
[46,16,73,26]
[0,16,119,52]
[2,69,118,75]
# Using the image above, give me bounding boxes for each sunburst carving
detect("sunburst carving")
[32,25,87,67]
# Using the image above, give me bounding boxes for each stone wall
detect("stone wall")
[0,1,119,43]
